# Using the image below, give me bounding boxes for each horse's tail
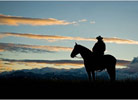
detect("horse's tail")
[107,63,116,81]
[105,55,116,81]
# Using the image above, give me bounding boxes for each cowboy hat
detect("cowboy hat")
[96,36,103,40]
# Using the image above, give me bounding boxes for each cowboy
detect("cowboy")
[92,36,106,56]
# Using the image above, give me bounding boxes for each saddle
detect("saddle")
[92,53,105,71]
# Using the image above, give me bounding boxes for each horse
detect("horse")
[70,43,116,82]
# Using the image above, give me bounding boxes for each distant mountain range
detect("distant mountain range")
[1,57,138,80]
[0,67,88,80]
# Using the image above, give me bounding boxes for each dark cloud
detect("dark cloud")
[1,59,83,66]
[1,58,130,67]
[117,59,130,66]
[0,42,72,53]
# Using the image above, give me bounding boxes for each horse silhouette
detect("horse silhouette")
[71,43,116,82]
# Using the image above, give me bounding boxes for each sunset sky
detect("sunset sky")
[0,1,138,72]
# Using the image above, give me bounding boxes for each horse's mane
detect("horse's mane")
[77,44,92,54]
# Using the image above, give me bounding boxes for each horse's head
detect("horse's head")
[70,42,80,58]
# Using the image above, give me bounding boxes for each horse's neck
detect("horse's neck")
[79,46,92,59]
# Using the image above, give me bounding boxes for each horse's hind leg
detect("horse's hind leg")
[87,71,92,82]
[92,71,95,81]
[107,65,116,81]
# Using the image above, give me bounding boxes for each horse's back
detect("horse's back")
[84,54,116,71]
[104,54,116,65]
[104,54,116,61]
[97,54,116,71]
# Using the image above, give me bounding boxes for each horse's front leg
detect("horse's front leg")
[87,71,92,82]
[92,71,95,81]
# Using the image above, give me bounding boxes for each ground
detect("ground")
[0,78,138,99]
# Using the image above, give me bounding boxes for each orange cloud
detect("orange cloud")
[0,49,5,52]
[0,59,84,72]
[103,37,138,45]
[1,32,138,45]
[0,60,13,72]
[0,32,96,42]
[0,14,74,26]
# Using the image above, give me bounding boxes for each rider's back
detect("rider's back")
[92,36,106,56]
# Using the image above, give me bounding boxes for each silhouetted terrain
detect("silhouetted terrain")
[0,78,138,99]
[0,67,138,99]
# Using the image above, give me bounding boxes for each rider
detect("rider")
[92,36,106,56]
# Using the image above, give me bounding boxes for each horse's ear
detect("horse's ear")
[75,42,77,45]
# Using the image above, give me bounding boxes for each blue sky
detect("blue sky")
[0,1,138,72]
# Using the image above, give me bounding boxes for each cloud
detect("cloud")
[78,19,96,24]
[0,49,4,52]
[1,32,138,45]
[0,58,130,73]
[1,59,83,66]
[103,37,138,44]
[90,20,96,24]
[123,57,138,73]
[0,14,74,26]
[0,59,84,72]
[117,59,130,66]
[0,32,96,42]
[114,57,138,80]
[0,43,72,53]
[1,58,130,67]
[0,60,13,72]
[78,19,87,22]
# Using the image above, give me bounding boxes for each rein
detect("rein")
[74,56,82,59]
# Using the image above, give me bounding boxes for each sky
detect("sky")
[0,1,138,72]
